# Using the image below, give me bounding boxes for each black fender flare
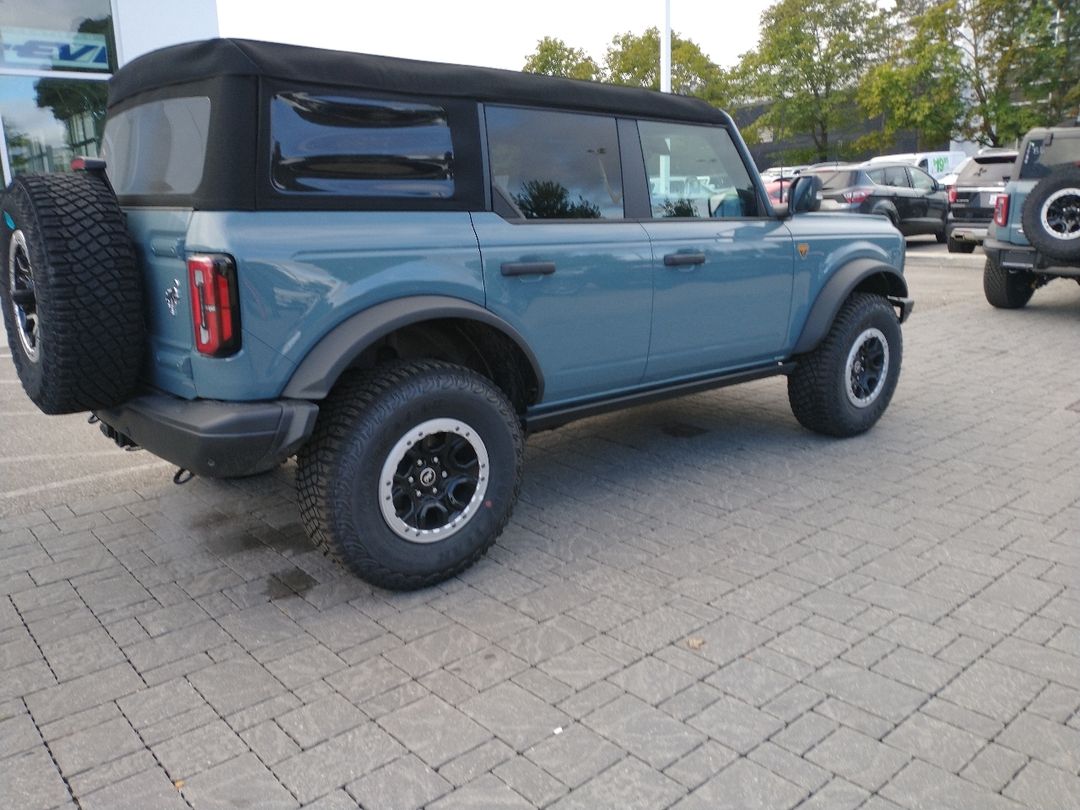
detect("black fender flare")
[792,259,910,355]
[281,295,545,400]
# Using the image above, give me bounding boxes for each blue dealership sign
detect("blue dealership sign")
[1,28,110,72]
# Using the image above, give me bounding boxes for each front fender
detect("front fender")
[792,258,910,355]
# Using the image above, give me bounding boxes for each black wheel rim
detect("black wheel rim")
[845,327,889,408]
[8,230,39,362]
[1042,188,1080,240]
[379,418,489,543]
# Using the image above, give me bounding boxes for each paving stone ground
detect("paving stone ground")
[1,244,1078,809]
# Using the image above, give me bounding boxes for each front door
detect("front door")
[633,120,795,381]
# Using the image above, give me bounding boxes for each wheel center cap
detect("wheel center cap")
[419,467,437,487]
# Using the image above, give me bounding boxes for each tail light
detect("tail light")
[948,186,957,204]
[188,254,240,356]
[843,188,872,204]
[993,194,1009,227]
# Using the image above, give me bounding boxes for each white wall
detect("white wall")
[112,0,219,66]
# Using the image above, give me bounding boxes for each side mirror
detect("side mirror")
[787,175,822,215]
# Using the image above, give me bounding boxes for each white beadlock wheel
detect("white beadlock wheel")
[844,327,889,408]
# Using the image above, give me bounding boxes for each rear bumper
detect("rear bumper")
[983,240,1080,277]
[95,394,318,478]
[946,221,989,244]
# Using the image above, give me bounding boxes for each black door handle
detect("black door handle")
[663,252,706,267]
[501,261,556,277]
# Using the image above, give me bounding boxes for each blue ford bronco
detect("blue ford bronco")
[1,39,911,589]
[982,123,1080,308]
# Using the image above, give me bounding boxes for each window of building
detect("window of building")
[486,106,623,220]
[270,91,455,198]
[0,0,116,183]
[638,121,758,219]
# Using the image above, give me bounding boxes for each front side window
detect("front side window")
[486,106,623,220]
[910,168,935,192]
[639,121,758,218]
[270,92,454,198]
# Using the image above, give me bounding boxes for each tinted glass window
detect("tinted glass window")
[102,96,210,195]
[1019,135,1080,179]
[486,106,622,220]
[811,170,858,189]
[639,121,757,218]
[270,92,454,197]
[957,156,1014,186]
[881,166,909,188]
[910,168,935,191]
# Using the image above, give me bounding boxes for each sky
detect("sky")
[215,0,774,72]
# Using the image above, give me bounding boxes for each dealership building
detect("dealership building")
[0,0,218,184]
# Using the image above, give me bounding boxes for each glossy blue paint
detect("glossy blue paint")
[182,211,486,400]
[988,179,1035,246]
[782,213,905,350]
[471,213,654,403]
[641,218,795,380]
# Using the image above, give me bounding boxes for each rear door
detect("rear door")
[633,120,794,381]
[472,106,653,406]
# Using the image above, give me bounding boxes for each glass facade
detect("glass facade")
[0,0,115,183]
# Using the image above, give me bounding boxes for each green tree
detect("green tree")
[736,0,888,161]
[1015,0,1080,125]
[522,37,600,81]
[858,1,965,150]
[603,27,729,105]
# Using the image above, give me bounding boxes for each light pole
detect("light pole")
[661,0,671,93]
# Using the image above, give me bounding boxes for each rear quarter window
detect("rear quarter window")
[1019,135,1080,179]
[270,92,454,198]
[103,97,211,196]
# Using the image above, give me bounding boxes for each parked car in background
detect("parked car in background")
[760,165,807,203]
[868,151,967,180]
[983,124,1080,308]
[945,149,1017,253]
[808,162,948,241]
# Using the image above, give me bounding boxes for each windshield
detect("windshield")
[956,156,1015,186]
[1018,134,1080,180]
[103,97,211,196]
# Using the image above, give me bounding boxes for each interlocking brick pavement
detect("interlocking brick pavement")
[1,246,1079,808]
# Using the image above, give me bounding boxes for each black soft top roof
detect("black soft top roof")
[108,38,727,124]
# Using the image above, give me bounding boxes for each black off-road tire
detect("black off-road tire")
[788,293,902,438]
[947,237,976,254]
[1022,167,1080,262]
[935,227,947,244]
[296,361,524,590]
[983,255,1034,309]
[0,173,143,414]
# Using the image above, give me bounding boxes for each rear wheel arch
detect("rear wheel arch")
[282,297,543,411]
[793,260,908,355]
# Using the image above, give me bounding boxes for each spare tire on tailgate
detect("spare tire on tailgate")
[1022,167,1080,262]
[1,172,144,414]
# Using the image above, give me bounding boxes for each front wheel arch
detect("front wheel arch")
[793,260,908,355]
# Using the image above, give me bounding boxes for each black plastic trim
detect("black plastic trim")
[793,259,910,355]
[281,296,545,401]
[524,362,793,432]
[95,394,318,478]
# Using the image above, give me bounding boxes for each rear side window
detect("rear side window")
[103,97,211,196]
[270,92,454,197]
[957,156,1014,186]
[638,121,758,218]
[486,106,623,220]
[1019,135,1080,180]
